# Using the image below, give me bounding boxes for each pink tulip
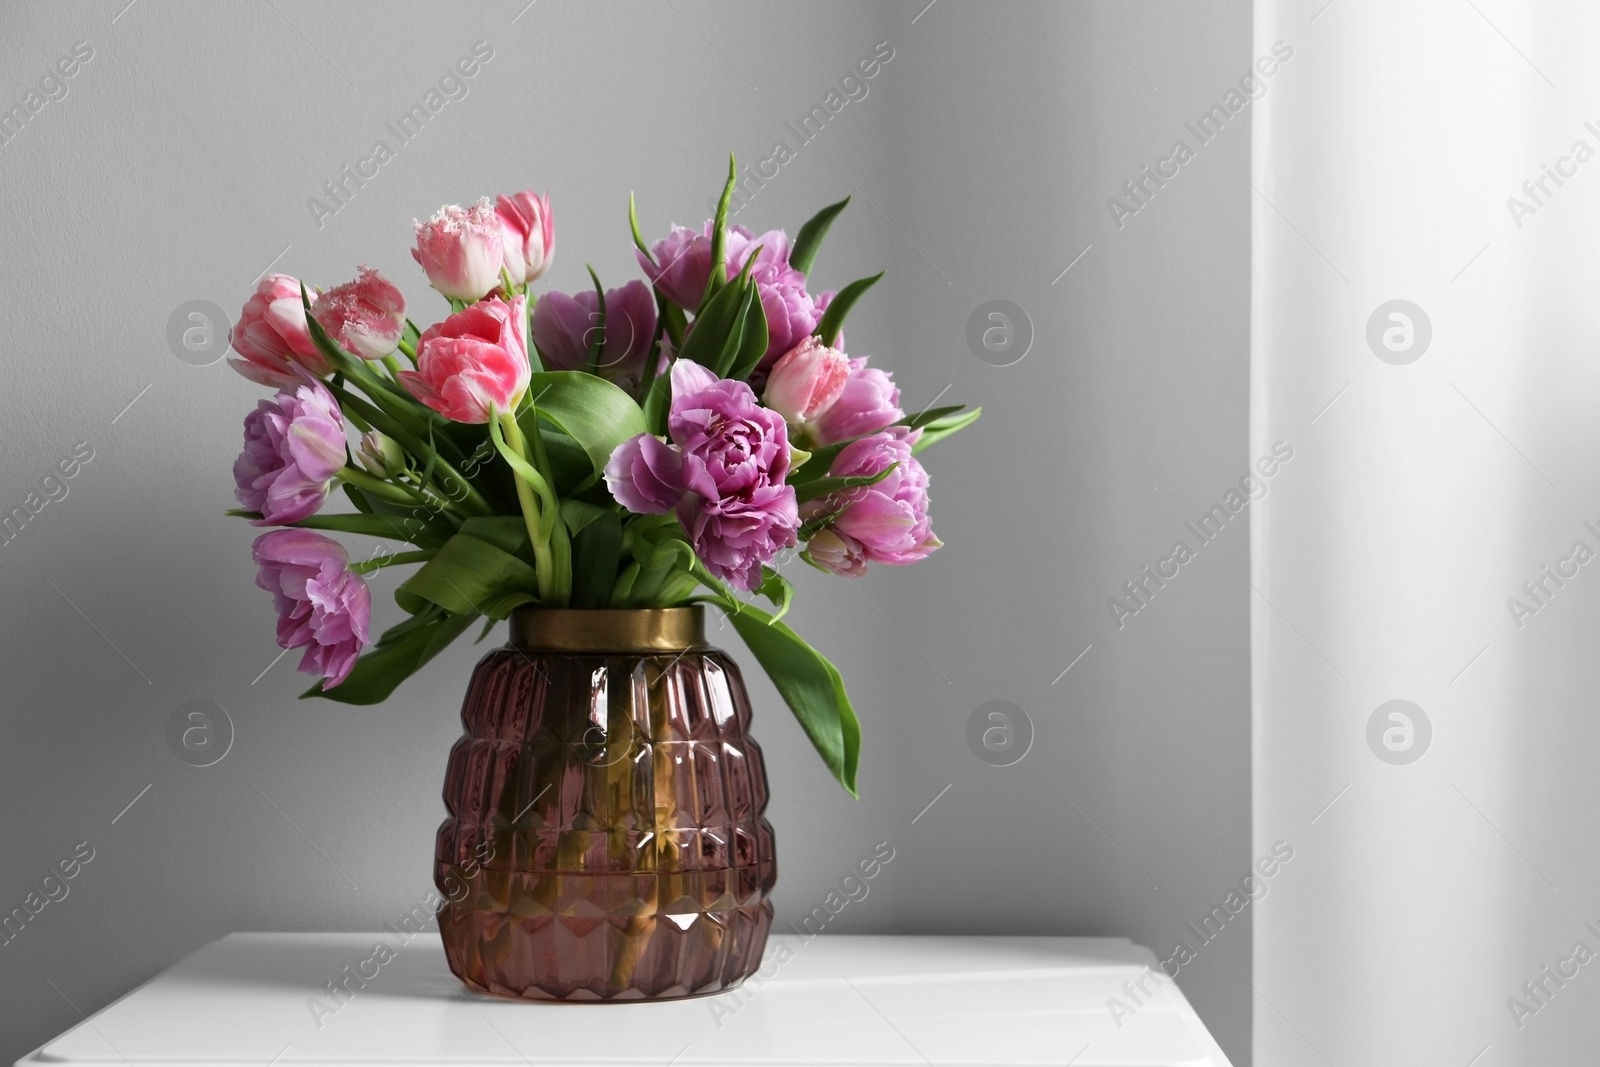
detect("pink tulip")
[252,529,371,688]
[233,377,347,525]
[496,190,554,286]
[808,358,905,446]
[763,337,851,427]
[411,199,505,303]
[311,266,407,360]
[803,428,939,575]
[399,295,529,423]
[228,274,331,387]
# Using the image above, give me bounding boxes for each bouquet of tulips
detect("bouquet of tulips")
[228,159,978,794]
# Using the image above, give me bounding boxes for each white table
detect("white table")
[18,933,1232,1066]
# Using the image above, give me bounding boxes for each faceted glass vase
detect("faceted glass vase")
[435,606,777,1000]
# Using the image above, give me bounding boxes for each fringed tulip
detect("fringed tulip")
[412,199,505,303]
[763,337,851,427]
[312,267,407,360]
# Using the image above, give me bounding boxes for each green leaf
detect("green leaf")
[901,404,966,431]
[753,566,794,622]
[788,440,848,484]
[570,509,622,609]
[678,255,758,375]
[629,191,653,265]
[798,505,845,541]
[457,516,531,558]
[701,154,738,309]
[723,602,860,796]
[559,499,616,539]
[637,525,695,572]
[815,271,883,347]
[584,265,607,375]
[724,283,770,382]
[911,407,982,454]
[540,430,596,497]
[343,483,374,515]
[659,300,687,350]
[394,531,540,619]
[522,371,648,478]
[790,195,850,277]
[794,463,897,503]
[286,511,451,547]
[304,610,475,705]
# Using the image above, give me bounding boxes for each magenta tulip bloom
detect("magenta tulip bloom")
[530,279,658,389]
[400,295,529,424]
[637,221,724,309]
[803,428,939,576]
[312,266,407,360]
[234,378,346,526]
[763,336,851,426]
[639,220,821,375]
[496,190,554,286]
[606,360,798,590]
[252,529,371,687]
[808,358,905,446]
[412,199,505,303]
[747,259,818,377]
[228,274,331,387]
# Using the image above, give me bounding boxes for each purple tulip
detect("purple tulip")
[638,222,820,373]
[748,259,819,380]
[803,428,939,576]
[530,279,659,389]
[252,529,372,687]
[605,360,798,591]
[234,378,347,525]
[807,358,904,446]
[638,221,724,310]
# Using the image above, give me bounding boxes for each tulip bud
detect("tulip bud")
[763,337,851,426]
[495,191,554,287]
[356,431,406,479]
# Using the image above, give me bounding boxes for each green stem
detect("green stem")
[325,382,492,516]
[341,466,465,521]
[495,413,569,606]
[516,406,571,604]
[340,467,424,507]
[382,354,404,378]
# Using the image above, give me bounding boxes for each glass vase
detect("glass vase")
[435,606,777,1000]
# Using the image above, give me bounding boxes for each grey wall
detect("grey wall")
[0,1,1254,1062]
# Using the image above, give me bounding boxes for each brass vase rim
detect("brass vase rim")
[507,605,707,653]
